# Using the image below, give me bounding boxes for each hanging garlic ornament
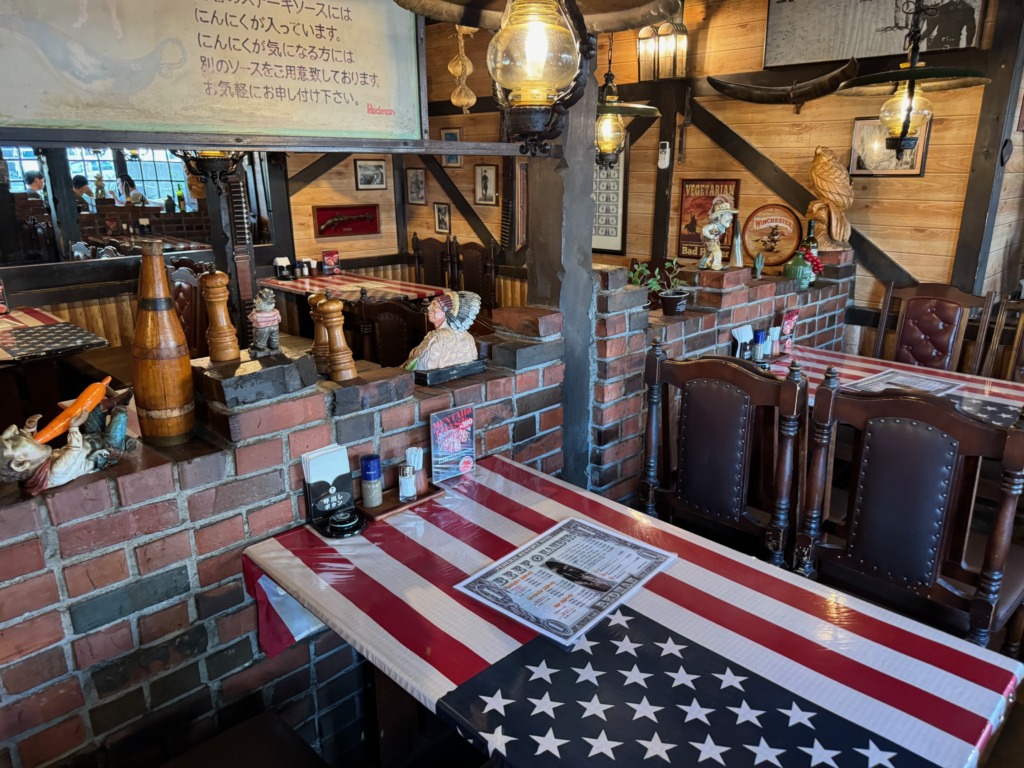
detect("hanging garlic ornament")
[449,25,479,114]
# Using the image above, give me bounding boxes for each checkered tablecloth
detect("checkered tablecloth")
[0,308,108,363]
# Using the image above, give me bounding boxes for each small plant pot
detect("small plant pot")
[659,291,689,316]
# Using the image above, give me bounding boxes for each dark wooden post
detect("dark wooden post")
[41,148,78,256]
[649,83,679,265]
[767,361,804,567]
[640,340,667,517]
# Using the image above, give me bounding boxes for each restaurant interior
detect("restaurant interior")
[2,0,1024,767]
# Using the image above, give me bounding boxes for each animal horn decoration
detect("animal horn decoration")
[706,58,858,114]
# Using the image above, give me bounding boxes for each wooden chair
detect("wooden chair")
[640,342,807,566]
[412,232,453,289]
[794,367,1024,654]
[169,264,209,359]
[982,297,1024,382]
[452,237,498,314]
[872,282,995,375]
[356,298,428,368]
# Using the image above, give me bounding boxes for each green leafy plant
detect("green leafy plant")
[628,257,688,295]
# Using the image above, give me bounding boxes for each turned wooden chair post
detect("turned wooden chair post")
[640,339,667,518]
[767,360,804,568]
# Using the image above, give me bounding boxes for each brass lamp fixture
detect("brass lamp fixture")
[595,33,659,169]
[637,7,687,81]
[171,150,246,187]
[835,0,988,161]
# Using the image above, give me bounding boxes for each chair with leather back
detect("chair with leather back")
[982,297,1024,383]
[640,342,807,566]
[412,232,454,289]
[452,237,498,314]
[794,368,1024,654]
[357,298,429,368]
[169,264,209,359]
[873,282,995,375]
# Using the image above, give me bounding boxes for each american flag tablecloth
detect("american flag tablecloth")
[259,272,444,301]
[242,456,1023,768]
[0,308,108,363]
[772,346,1024,427]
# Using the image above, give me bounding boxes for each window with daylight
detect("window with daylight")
[123,149,192,209]
[2,146,41,192]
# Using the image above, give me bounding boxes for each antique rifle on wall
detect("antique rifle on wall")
[318,212,373,235]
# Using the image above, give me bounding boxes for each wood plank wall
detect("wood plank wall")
[41,294,136,345]
[984,80,1024,295]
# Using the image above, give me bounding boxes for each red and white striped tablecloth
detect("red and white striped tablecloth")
[243,456,1022,768]
[260,271,444,301]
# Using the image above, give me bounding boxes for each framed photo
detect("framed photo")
[678,179,740,260]
[474,164,498,206]
[434,202,451,234]
[406,168,426,205]
[850,117,930,177]
[592,145,629,255]
[741,204,802,266]
[440,127,462,167]
[314,204,381,239]
[515,160,528,250]
[354,159,387,190]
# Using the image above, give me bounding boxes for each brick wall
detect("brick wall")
[589,262,853,504]
[0,320,564,768]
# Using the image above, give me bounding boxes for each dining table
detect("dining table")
[771,344,1024,426]
[259,271,444,303]
[0,307,108,364]
[242,455,1023,768]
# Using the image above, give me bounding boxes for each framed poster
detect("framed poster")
[474,164,498,206]
[406,168,426,205]
[434,202,451,234]
[741,204,802,265]
[765,0,984,67]
[354,159,387,190]
[314,205,380,239]
[440,127,462,167]
[850,117,930,177]
[592,147,629,255]
[678,179,740,260]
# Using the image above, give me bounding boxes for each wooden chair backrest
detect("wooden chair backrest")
[982,297,1024,383]
[452,237,498,312]
[796,370,1024,646]
[169,265,209,359]
[357,299,428,368]
[412,232,453,289]
[873,282,995,375]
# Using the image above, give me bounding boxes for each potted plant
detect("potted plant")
[628,257,690,315]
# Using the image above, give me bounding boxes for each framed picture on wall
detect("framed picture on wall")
[434,202,451,234]
[354,159,387,190]
[678,179,740,260]
[474,164,498,206]
[440,127,462,167]
[850,117,930,177]
[406,168,426,205]
[592,145,629,255]
[515,160,529,250]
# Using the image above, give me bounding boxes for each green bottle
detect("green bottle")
[176,184,186,212]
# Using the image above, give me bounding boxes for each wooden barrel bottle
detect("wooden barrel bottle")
[132,239,195,445]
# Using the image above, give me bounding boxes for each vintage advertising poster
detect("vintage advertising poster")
[456,518,676,645]
[430,406,475,482]
[678,179,740,260]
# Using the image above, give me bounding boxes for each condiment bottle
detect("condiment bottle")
[360,455,383,508]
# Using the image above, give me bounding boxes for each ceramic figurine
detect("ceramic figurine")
[807,146,853,251]
[0,405,136,496]
[754,252,766,280]
[404,290,481,371]
[698,196,739,271]
[248,288,282,358]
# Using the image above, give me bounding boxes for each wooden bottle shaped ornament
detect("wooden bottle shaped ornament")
[199,264,241,362]
[132,239,195,445]
[318,291,357,382]
[308,291,330,375]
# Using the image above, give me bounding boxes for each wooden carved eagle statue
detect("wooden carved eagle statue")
[806,146,853,251]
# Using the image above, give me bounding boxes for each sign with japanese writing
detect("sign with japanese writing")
[0,0,423,141]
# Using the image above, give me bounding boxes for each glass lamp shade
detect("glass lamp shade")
[637,25,657,81]
[655,18,687,80]
[595,112,626,155]
[486,0,581,106]
[878,81,933,142]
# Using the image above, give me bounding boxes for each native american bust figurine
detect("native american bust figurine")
[807,146,853,251]
[404,290,481,371]
[0,406,136,496]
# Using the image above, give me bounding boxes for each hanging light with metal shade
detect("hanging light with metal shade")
[835,0,988,160]
[636,6,687,81]
[595,34,659,169]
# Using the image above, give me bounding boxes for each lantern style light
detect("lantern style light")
[596,34,659,169]
[636,8,686,81]
[877,66,933,151]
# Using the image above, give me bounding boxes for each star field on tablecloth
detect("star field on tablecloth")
[438,607,938,767]
[952,396,1022,427]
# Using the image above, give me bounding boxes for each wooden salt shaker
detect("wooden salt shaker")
[308,291,330,375]
[199,264,241,362]
[317,291,357,382]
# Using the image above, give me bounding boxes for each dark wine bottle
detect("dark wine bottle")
[800,219,819,259]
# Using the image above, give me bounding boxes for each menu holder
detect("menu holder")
[355,483,444,521]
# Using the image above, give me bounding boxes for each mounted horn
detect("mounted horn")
[706,58,858,113]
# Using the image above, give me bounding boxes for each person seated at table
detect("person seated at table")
[72,174,94,213]
[115,173,146,205]
[24,170,45,199]
[404,290,480,371]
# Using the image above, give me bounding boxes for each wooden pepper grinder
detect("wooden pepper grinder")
[317,291,357,382]
[308,291,330,375]
[199,264,241,362]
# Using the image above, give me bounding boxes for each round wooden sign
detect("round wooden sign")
[741,204,803,266]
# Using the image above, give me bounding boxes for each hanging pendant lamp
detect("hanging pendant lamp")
[595,34,659,169]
